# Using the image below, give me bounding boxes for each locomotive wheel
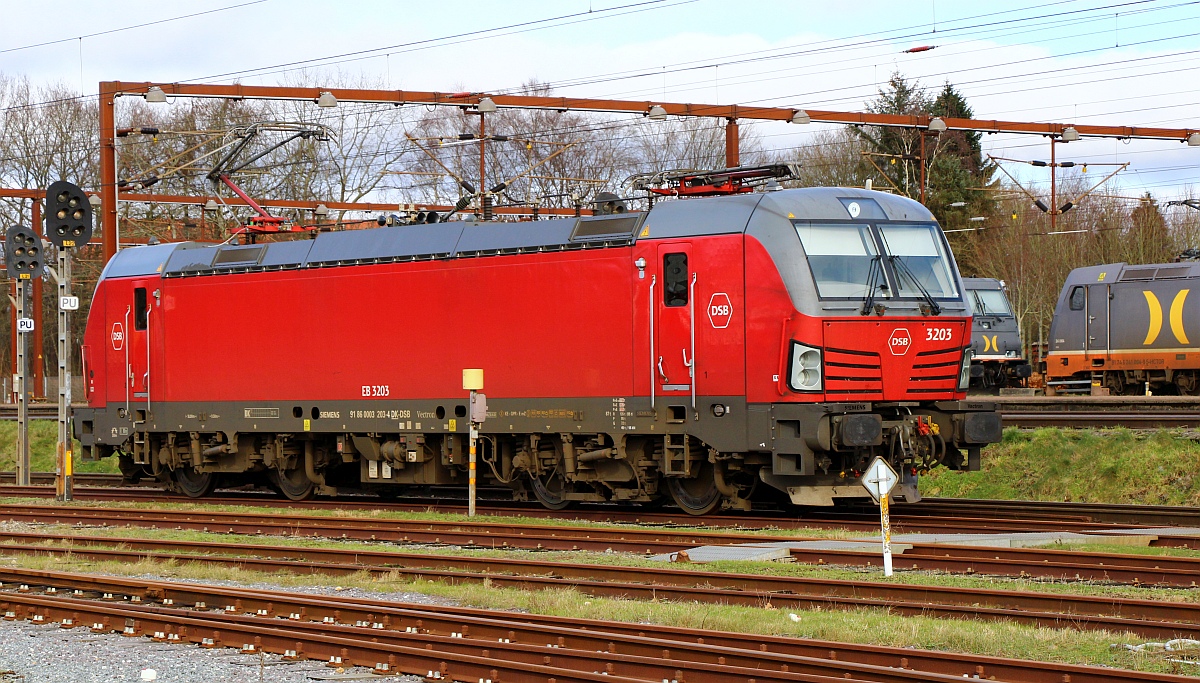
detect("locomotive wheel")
[271,467,316,501]
[1178,372,1200,396]
[529,472,572,510]
[173,467,215,498]
[665,460,722,516]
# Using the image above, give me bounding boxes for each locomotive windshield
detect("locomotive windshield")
[794,224,879,297]
[968,288,1012,316]
[795,221,958,301]
[877,224,959,299]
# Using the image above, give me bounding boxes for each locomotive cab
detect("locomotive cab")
[962,278,1031,391]
[727,189,999,505]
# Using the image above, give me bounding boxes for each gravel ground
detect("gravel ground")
[0,573,453,682]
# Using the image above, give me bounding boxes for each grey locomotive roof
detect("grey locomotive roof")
[962,277,1003,290]
[1062,261,1200,287]
[99,187,939,280]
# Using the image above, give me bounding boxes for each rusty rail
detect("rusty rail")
[1,566,1191,683]
[0,531,1196,639]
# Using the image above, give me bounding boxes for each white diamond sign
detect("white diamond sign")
[859,456,898,503]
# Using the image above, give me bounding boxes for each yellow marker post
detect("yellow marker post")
[463,369,485,518]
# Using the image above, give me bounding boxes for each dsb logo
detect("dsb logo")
[707,292,732,329]
[888,328,911,356]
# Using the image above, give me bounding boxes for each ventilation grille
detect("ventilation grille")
[824,347,883,399]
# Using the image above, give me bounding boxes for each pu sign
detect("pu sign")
[887,328,911,356]
[708,292,732,329]
[111,322,124,351]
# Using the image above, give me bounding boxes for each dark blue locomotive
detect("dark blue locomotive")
[963,278,1031,391]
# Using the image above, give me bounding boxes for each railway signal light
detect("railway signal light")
[5,226,45,279]
[44,180,93,248]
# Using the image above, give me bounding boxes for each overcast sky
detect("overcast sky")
[2,0,1198,202]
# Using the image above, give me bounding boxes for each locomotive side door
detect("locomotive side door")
[655,243,695,404]
[1086,283,1111,361]
[127,281,153,416]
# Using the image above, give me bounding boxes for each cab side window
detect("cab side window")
[663,253,689,307]
[134,288,148,330]
[1068,286,1085,311]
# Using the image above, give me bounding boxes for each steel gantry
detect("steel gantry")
[98,80,1200,263]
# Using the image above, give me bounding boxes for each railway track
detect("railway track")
[2,567,1183,683]
[790,542,1200,587]
[0,404,69,420]
[3,500,1199,588]
[0,529,1196,640]
[4,470,1195,531]
[5,488,1197,539]
[994,395,1200,428]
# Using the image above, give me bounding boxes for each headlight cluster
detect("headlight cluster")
[789,342,822,392]
[958,350,972,390]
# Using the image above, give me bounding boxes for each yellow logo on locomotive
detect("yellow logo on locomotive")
[1142,289,1190,345]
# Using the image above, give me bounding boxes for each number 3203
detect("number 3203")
[926,328,952,341]
[361,385,390,397]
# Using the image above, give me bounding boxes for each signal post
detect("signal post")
[44,181,94,501]
[6,225,44,486]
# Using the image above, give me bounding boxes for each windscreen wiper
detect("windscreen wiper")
[861,254,886,316]
[889,255,942,315]
[972,290,988,315]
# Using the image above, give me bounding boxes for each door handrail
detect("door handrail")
[689,272,697,413]
[145,303,152,420]
[124,306,130,418]
[649,274,656,409]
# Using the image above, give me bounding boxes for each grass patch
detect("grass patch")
[921,427,1200,504]
[0,421,115,474]
[0,550,1194,676]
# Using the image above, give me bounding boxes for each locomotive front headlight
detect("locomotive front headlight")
[958,350,972,390]
[788,342,822,392]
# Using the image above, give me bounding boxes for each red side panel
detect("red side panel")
[158,250,636,402]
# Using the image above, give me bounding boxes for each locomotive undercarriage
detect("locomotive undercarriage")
[1098,369,1200,396]
[969,359,1033,392]
[1051,369,1200,396]
[78,397,996,513]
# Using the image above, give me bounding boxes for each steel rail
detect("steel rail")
[0,592,652,683]
[0,503,813,552]
[6,485,1189,537]
[790,543,1200,587]
[2,567,1186,683]
[1001,411,1200,428]
[0,532,1196,639]
[2,592,893,683]
[899,498,1200,529]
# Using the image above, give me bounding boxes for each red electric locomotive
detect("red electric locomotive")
[75,187,999,513]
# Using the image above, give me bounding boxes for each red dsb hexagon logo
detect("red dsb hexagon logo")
[708,292,732,329]
[111,322,124,351]
[888,328,911,356]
